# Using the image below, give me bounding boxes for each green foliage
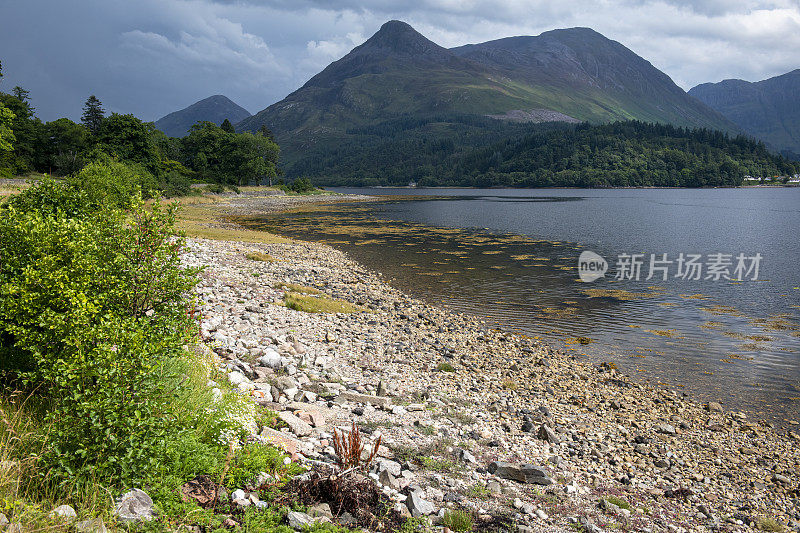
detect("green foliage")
[94,113,161,173]
[605,495,631,510]
[756,517,785,532]
[81,95,105,135]
[226,441,304,490]
[0,178,205,486]
[182,121,279,186]
[289,177,316,193]
[441,510,474,532]
[73,158,151,207]
[435,362,455,372]
[220,118,235,133]
[0,104,14,153]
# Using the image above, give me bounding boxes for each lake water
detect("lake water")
[243,187,800,427]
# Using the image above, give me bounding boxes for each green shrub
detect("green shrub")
[435,362,455,372]
[226,442,304,490]
[0,182,210,486]
[442,509,473,531]
[605,495,631,510]
[72,158,150,207]
[290,177,316,193]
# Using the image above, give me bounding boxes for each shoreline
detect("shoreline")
[184,192,800,532]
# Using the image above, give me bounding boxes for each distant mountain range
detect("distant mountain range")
[155,95,250,137]
[236,20,736,148]
[690,70,800,157]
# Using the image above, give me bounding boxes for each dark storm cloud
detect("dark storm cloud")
[0,0,797,122]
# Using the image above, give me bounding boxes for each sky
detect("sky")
[1,0,798,122]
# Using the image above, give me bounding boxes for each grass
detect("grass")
[274,282,323,295]
[420,457,459,473]
[441,510,473,532]
[435,362,455,372]
[171,196,291,244]
[604,495,631,510]
[284,292,365,314]
[246,251,275,262]
[465,483,491,500]
[756,517,785,532]
[501,379,518,390]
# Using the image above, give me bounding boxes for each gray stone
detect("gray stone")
[337,391,392,408]
[376,459,402,477]
[706,402,723,413]
[773,473,791,484]
[379,469,399,490]
[287,511,316,529]
[0,513,8,527]
[656,423,676,435]
[309,503,333,519]
[231,489,246,501]
[407,491,435,517]
[488,461,553,485]
[458,449,477,464]
[50,504,77,520]
[115,488,155,523]
[227,371,248,386]
[537,424,560,444]
[75,518,108,533]
[258,348,282,369]
[278,411,313,437]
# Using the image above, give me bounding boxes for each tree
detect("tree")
[82,95,105,134]
[258,124,274,142]
[0,105,15,153]
[94,113,160,173]
[220,118,235,133]
[0,60,4,86]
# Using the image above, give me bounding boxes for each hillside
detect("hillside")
[237,20,736,153]
[689,69,800,157]
[155,95,251,137]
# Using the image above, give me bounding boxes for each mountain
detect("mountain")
[155,95,251,137]
[689,69,800,156]
[238,21,735,143]
[451,28,733,128]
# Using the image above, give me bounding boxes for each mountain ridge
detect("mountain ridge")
[689,69,800,155]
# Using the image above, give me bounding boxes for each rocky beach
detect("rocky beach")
[184,192,800,533]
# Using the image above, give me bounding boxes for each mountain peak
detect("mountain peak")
[154,94,250,137]
[358,20,445,56]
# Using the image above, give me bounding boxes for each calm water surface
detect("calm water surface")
[245,188,800,427]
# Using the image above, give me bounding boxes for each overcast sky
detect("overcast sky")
[1,0,798,122]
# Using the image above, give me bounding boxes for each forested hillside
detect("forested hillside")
[288,118,798,187]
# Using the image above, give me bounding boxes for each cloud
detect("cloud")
[0,0,798,122]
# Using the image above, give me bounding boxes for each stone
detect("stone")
[488,461,553,485]
[706,402,723,413]
[287,511,316,529]
[260,427,306,455]
[50,504,77,520]
[227,371,248,386]
[537,424,560,444]
[379,469,400,490]
[0,514,8,527]
[458,449,477,464]
[773,473,791,484]
[656,423,676,435]
[376,459,402,477]
[337,391,392,408]
[278,411,313,436]
[309,503,333,519]
[75,518,108,533]
[258,348,282,369]
[115,488,155,523]
[407,491,435,517]
[231,489,246,501]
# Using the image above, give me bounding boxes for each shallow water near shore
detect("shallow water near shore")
[240,187,800,427]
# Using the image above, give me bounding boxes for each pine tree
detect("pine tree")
[0,60,4,86]
[82,95,105,134]
[220,118,235,133]
[258,124,274,142]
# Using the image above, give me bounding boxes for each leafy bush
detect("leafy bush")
[226,442,304,490]
[73,157,153,207]
[290,177,316,193]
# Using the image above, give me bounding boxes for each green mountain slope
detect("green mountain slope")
[451,28,734,129]
[689,69,800,156]
[155,95,251,138]
[238,20,737,147]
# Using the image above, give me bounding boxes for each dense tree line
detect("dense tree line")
[283,116,799,187]
[0,66,279,194]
